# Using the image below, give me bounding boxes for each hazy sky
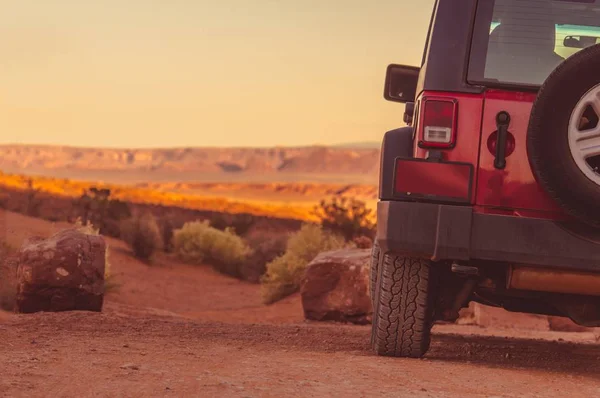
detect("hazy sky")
[0,1,435,148]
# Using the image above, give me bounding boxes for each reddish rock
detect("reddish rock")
[548,316,594,333]
[458,302,549,330]
[352,236,373,249]
[16,229,106,313]
[300,249,372,325]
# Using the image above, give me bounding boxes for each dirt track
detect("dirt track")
[1,211,600,397]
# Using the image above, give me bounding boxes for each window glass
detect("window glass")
[469,0,600,86]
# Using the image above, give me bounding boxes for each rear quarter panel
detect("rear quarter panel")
[475,90,562,216]
[414,92,484,204]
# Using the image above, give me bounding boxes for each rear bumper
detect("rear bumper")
[377,201,600,272]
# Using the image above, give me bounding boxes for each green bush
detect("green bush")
[242,230,290,283]
[313,195,375,241]
[173,220,251,276]
[260,223,348,304]
[121,213,163,261]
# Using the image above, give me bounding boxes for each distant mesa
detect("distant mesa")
[0,144,381,182]
[217,162,243,173]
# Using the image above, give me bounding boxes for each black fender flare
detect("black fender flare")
[379,127,414,200]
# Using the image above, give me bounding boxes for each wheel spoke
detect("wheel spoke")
[576,125,600,141]
[590,91,600,116]
[576,130,600,159]
[569,83,600,185]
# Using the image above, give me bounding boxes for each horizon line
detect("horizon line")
[0,141,381,151]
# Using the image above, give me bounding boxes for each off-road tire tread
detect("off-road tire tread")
[371,254,434,358]
[369,242,381,302]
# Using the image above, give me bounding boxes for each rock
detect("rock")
[456,303,476,325]
[16,229,106,313]
[548,316,593,333]
[458,302,549,331]
[352,236,373,249]
[300,248,371,324]
[458,303,599,332]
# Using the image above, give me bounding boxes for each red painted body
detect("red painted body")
[412,89,569,221]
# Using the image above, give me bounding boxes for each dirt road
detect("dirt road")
[0,211,599,397]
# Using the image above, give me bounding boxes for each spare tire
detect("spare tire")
[528,44,600,227]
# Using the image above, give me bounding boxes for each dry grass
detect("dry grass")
[121,213,163,262]
[242,230,290,283]
[74,218,117,291]
[173,220,251,277]
[260,224,349,304]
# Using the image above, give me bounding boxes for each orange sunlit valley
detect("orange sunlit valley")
[2,0,600,397]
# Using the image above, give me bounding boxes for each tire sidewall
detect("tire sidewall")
[528,44,600,225]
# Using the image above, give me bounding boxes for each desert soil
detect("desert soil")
[1,211,599,397]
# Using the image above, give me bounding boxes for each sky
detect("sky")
[0,0,435,148]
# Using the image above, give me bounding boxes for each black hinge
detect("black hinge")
[403,102,415,125]
[494,111,511,170]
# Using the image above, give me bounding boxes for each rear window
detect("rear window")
[468,0,600,87]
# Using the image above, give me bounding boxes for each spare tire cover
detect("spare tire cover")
[527,44,600,227]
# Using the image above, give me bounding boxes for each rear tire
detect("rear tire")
[527,44,600,226]
[369,241,381,304]
[371,254,436,358]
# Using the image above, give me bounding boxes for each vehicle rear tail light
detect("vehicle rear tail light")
[418,98,458,149]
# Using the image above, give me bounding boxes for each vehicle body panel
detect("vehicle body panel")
[475,90,563,216]
[413,92,485,205]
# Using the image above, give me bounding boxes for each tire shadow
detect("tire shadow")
[426,333,600,379]
[201,322,600,379]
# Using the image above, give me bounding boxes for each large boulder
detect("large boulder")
[301,248,371,324]
[16,229,106,313]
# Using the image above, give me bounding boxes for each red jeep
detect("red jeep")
[371,0,600,358]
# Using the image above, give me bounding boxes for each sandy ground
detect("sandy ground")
[1,211,600,397]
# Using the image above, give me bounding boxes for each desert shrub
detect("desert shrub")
[313,195,375,241]
[173,220,251,276]
[242,231,290,283]
[25,179,41,217]
[260,223,348,304]
[159,216,176,253]
[74,188,131,238]
[209,213,256,236]
[353,235,373,249]
[74,219,115,289]
[208,213,229,231]
[104,199,132,238]
[121,212,163,261]
[229,214,256,236]
[75,217,99,235]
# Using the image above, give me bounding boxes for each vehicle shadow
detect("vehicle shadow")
[222,322,600,379]
[176,320,600,379]
[10,311,600,379]
[426,332,600,379]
